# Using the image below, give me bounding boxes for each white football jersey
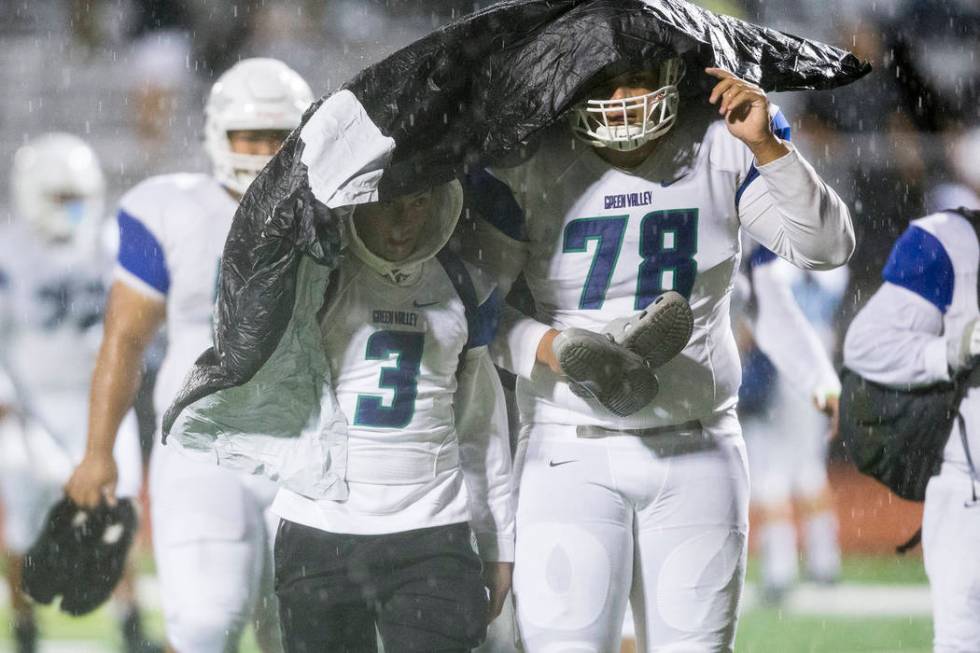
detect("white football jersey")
[0,220,108,438]
[272,252,509,539]
[463,103,852,430]
[845,211,980,474]
[114,173,237,419]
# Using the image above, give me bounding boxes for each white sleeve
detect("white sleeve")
[0,278,15,407]
[739,145,855,271]
[458,217,553,379]
[490,303,552,380]
[751,261,840,400]
[455,345,516,563]
[457,216,529,297]
[843,282,950,387]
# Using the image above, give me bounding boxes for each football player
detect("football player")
[738,247,846,603]
[65,58,313,653]
[459,63,854,651]
[271,184,515,651]
[0,133,149,653]
[844,207,980,653]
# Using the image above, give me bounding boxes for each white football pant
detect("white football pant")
[150,442,282,653]
[512,409,748,653]
[743,379,840,588]
[923,464,980,653]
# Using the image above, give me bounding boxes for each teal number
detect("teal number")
[354,330,425,428]
[635,209,699,308]
[562,209,699,309]
[562,216,628,309]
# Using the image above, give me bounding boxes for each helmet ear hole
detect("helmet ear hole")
[204,58,314,195]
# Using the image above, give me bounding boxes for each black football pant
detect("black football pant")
[275,520,488,653]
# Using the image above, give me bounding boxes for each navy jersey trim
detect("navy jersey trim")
[117,210,170,295]
[749,245,778,268]
[882,225,954,313]
[462,169,527,242]
[468,287,501,348]
[735,109,792,209]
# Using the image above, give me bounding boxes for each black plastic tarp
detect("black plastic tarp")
[163,0,870,437]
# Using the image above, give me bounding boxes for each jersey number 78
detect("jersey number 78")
[562,208,698,310]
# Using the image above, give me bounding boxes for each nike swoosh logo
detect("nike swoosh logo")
[413,300,440,308]
[548,460,577,468]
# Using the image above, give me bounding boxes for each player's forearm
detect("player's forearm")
[741,146,855,270]
[490,303,554,378]
[85,336,146,457]
[458,218,529,299]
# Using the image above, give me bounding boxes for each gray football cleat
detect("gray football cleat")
[553,328,660,417]
[602,291,693,369]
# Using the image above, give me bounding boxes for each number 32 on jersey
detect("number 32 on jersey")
[562,208,698,310]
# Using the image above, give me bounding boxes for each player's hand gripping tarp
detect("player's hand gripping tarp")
[163,0,869,498]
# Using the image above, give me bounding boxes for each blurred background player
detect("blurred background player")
[844,206,980,652]
[736,247,847,603]
[925,127,980,214]
[65,58,314,653]
[0,133,152,653]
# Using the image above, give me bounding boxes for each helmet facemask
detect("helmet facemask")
[34,191,103,243]
[571,58,686,152]
[218,129,294,196]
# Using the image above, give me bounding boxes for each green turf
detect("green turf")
[0,604,262,652]
[745,553,928,586]
[0,604,933,653]
[0,606,933,653]
[0,555,933,652]
[736,611,932,653]
[837,555,929,585]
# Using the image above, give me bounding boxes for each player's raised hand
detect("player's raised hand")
[484,561,513,624]
[706,67,789,165]
[65,452,118,508]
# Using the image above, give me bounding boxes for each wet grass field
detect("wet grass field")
[0,555,932,652]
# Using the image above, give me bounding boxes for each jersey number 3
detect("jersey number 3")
[354,330,425,428]
[563,209,698,309]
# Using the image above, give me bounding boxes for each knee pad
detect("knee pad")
[656,527,746,635]
[515,522,616,631]
[156,540,261,653]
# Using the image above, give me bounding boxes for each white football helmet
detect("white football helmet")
[204,58,314,195]
[571,58,685,152]
[11,133,106,243]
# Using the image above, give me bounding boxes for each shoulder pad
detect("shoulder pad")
[119,173,215,226]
